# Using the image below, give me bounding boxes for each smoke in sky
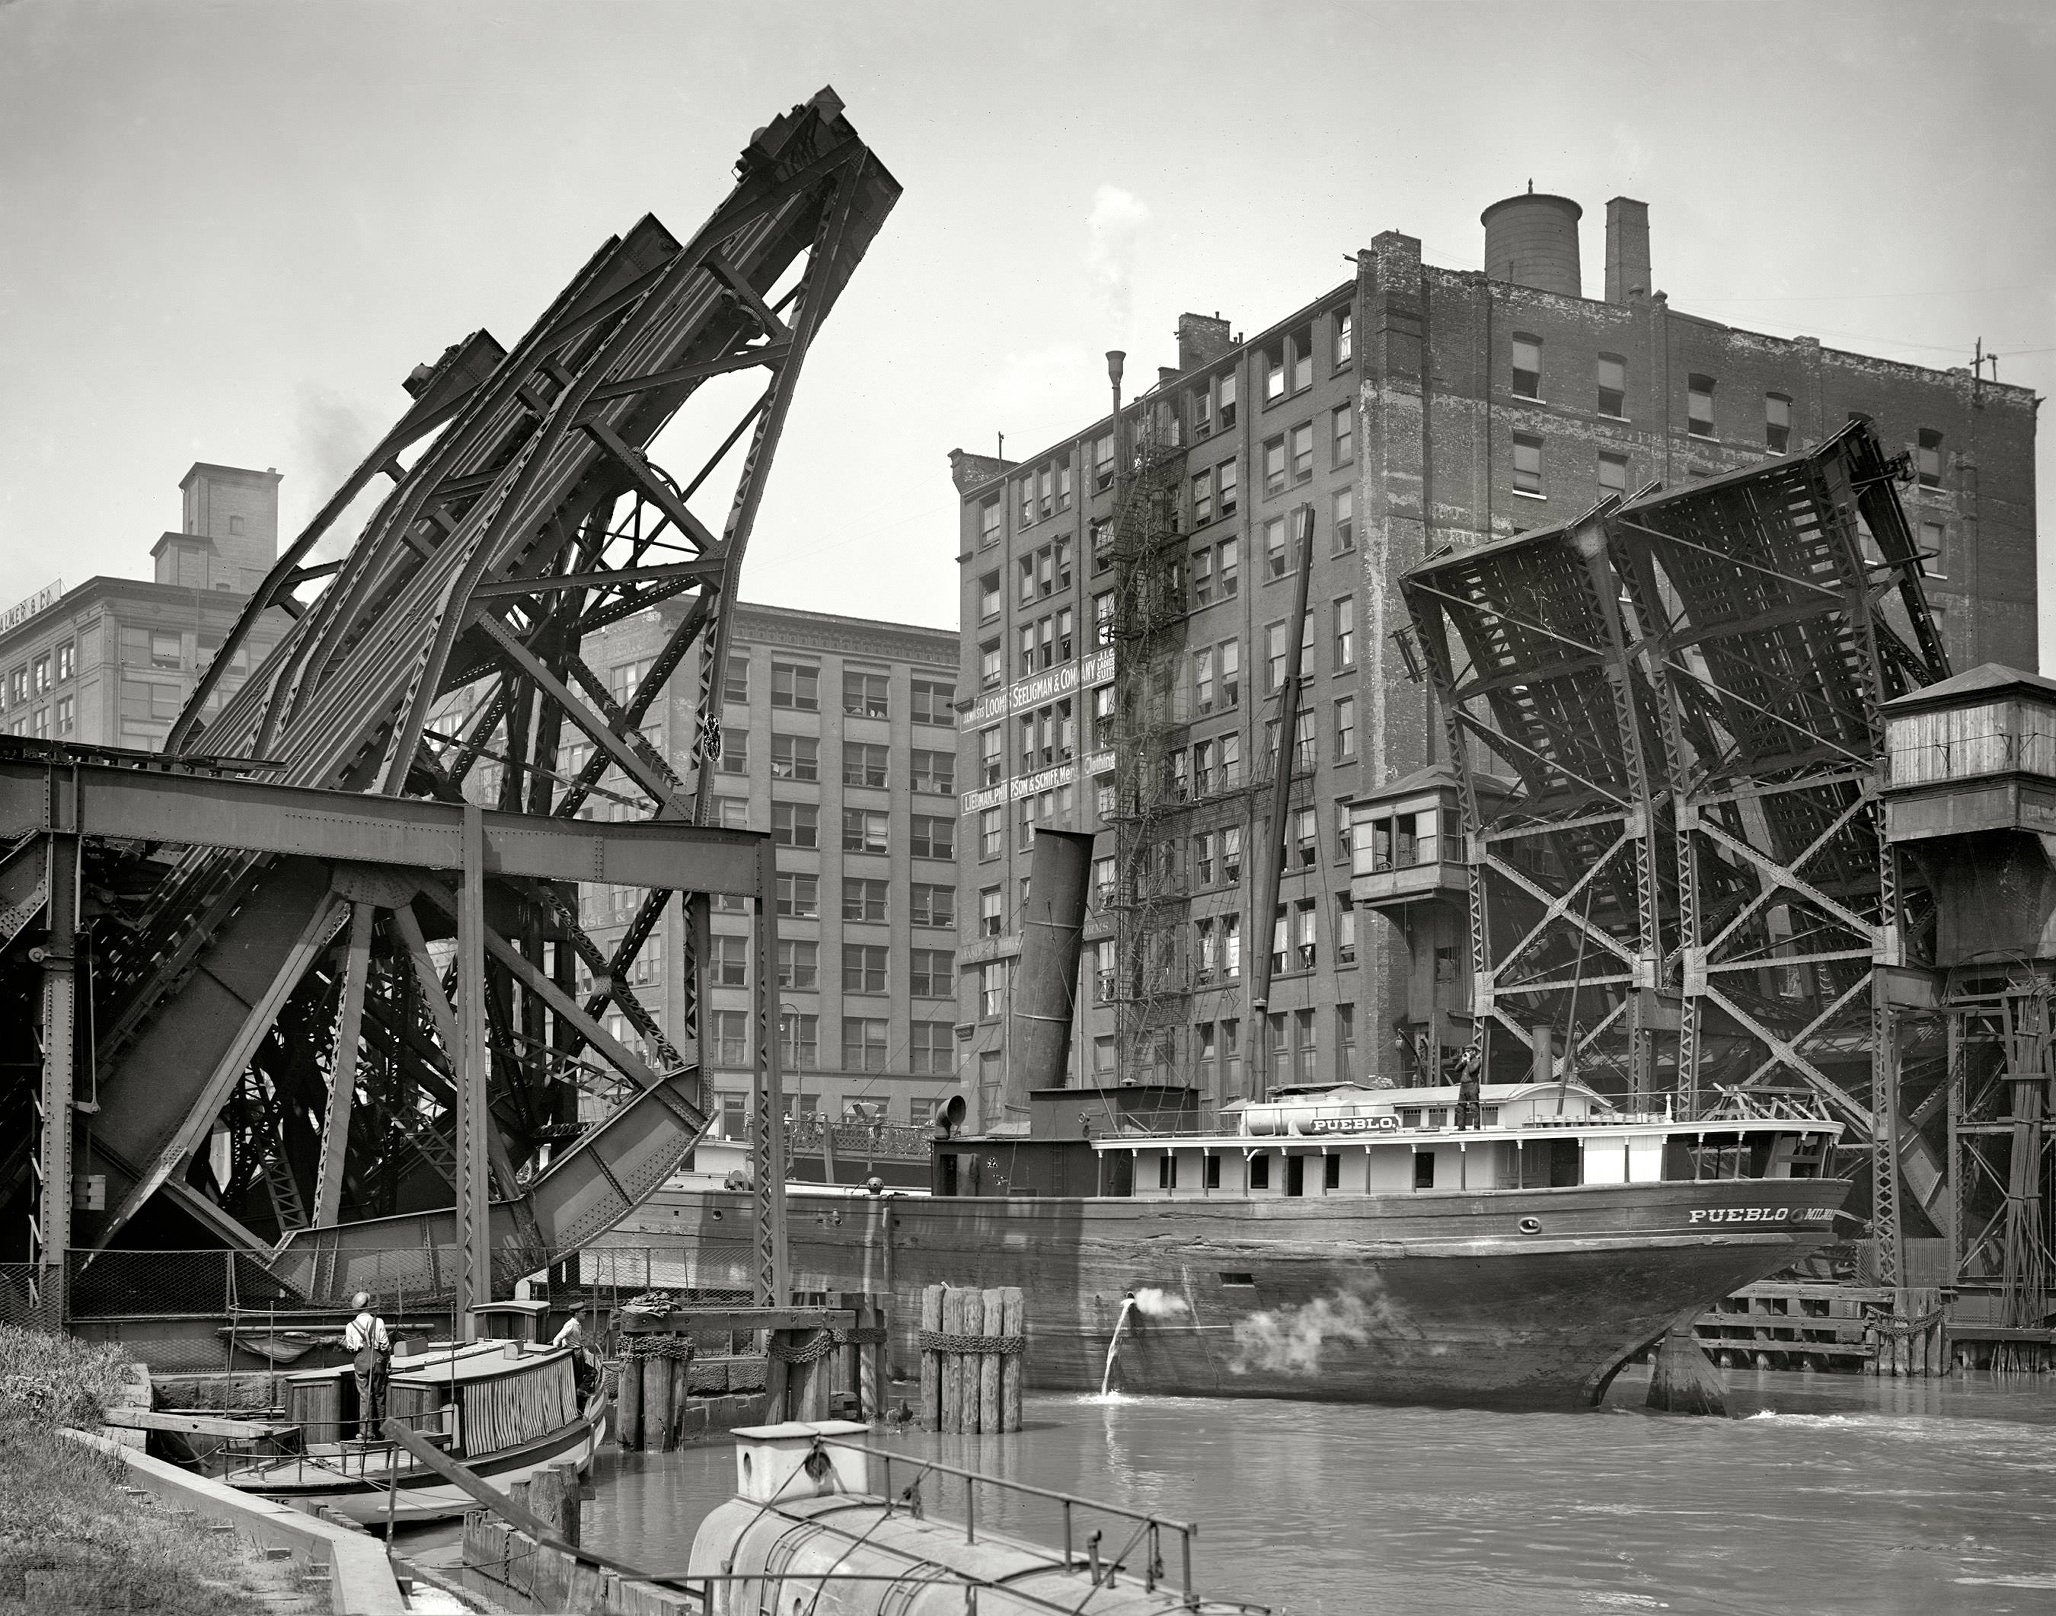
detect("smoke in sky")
[1085,184,1149,332]
[292,385,385,561]
[1229,1288,1396,1377]
[1131,1286,1190,1321]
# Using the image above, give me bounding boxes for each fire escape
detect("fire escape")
[1105,364,1194,1085]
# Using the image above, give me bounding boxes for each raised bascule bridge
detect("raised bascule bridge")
[1382,421,2056,1351]
[0,89,897,1334]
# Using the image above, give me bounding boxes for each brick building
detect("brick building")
[0,463,285,749]
[948,190,2039,1121]
[574,600,960,1138]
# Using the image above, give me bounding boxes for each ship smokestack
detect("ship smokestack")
[1003,828,1096,1124]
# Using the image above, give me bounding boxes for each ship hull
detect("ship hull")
[617,1173,1851,1410]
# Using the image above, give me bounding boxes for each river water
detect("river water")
[409,1369,2056,1615]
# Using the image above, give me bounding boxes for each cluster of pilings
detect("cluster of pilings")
[917,1285,1024,1433]
[1866,1288,1949,1376]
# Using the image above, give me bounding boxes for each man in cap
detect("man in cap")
[343,1291,392,1440]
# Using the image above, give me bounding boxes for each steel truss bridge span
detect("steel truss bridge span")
[1401,422,1949,1276]
[2,89,896,1319]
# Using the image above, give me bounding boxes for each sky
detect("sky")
[2,0,2052,652]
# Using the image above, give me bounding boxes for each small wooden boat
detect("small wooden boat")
[218,1337,605,1524]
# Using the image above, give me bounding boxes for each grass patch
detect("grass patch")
[0,1327,318,1615]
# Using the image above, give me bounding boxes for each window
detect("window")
[1512,432,1544,496]
[1094,432,1116,492]
[842,1017,889,1071]
[1332,404,1353,467]
[1332,486,1354,554]
[1193,646,1216,713]
[843,742,889,788]
[1016,624,1036,679]
[1264,343,1286,404]
[769,734,819,782]
[910,949,954,997]
[1217,458,1239,519]
[1191,468,1213,527]
[1337,895,1357,964]
[711,934,750,987]
[779,1015,817,1071]
[1091,589,1114,648]
[1414,1153,1435,1190]
[844,671,889,719]
[912,748,955,794]
[1597,353,1626,418]
[1296,899,1319,970]
[977,726,1004,788]
[979,573,1001,621]
[979,961,1006,1018]
[1917,429,1944,488]
[1292,806,1318,868]
[1092,683,1117,748]
[911,1021,954,1076]
[1218,640,1241,709]
[912,679,955,726]
[1290,422,1313,483]
[150,631,182,669]
[1266,622,1288,693]
[777,873,819,918]
[1687,374,1715,438]
[842,808,889,854]
[1335,696,1357,760]
[1017,475,1035,527]
[1218,535,1240,597]
[717,1092,749,1138]
[1018,555,1036,606]
[1765,393,1792,454]
[777,939,818,990]
[1292,328,1313,392]
[32,655,50,695]
[1921,519,1948,579]
[1334,597,1356,669]
[1334,306,1353,367]
[771,662,819,711]
[1222,912,1241,978]
[843,945,888,994]
[716,729,749,775]
[979,496,1002,547]
[1191,381,1214,439]
[711,1010,749,1067]
[772,803,819,848]
[1512,334,1541,399]
[979,808,1003,860]
[1598,451,1629,497]
[979,885,1004,938]
[898,884,952,932]
[1264,517,1288,580]
[843,878,888,922]
[907,815,953,859]
[1056,463,1073,513]
[979,640,1001,690]
[1263,435,1286,497]
[54,643,74,683]
[718,653,749,705]
[54,695,73,736]
[1038,465,1054,520]
[1090,519,1114,577]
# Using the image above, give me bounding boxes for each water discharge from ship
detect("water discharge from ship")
[1098,1294,1137,1397]
[1098,1286,1192,1396]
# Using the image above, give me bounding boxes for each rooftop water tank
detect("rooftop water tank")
[1481,188,1584,298]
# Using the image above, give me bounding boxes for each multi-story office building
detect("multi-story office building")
[948,189,2038,1123]
[575,600,959,1140]
[0,462,285,749]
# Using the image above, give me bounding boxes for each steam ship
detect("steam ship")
[629,1074,1849,1411]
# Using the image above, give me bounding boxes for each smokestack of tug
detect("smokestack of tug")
[1003,828,1097,1124]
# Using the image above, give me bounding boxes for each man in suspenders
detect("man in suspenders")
[344,1291,392,1440]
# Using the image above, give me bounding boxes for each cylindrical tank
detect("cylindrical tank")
[1481,190,1583,297]
[1003,828,1095,1120]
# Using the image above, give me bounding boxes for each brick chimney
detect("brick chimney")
[1176,313,1234,373]
[1605,197,1651,304]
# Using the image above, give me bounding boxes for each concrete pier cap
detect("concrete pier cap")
[731,1419,872,1502]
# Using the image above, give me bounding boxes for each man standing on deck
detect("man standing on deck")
[553,1308,599,1402]
[344,1292,392,1440]
[1455,1051,1484,1131]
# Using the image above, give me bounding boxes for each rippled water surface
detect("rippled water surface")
[413,1370,2056,1615]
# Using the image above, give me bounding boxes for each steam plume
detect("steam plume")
[1230,1288,1400,1377]
[1131,1286,1189,1320]
[1085,184,1149,331]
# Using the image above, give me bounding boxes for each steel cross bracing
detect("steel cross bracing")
[1403,424,1948,1252]
[0,90,896,1312]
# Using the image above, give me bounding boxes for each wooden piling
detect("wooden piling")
[549,1460,582,1548]
[1000,1287,1024,1434]
[919,1285,944,1431]
[670,1345,693,1445]
[939,1290,962,1434]
[765,1328,792,1421]
[645,1341,675,1451]
[979,1288,1004,1435]
[859,1300,884,1421]
[617,1349,643,1450]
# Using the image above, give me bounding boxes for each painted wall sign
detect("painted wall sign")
[1686,1206,1834,1224]
[964,648,1115,728]
[0,580,63,635]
